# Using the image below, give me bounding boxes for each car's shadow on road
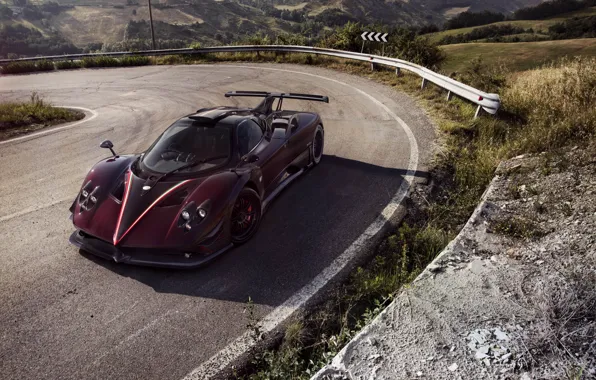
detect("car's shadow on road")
[80,155,428,306]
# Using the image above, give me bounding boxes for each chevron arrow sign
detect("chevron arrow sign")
[361,32,388,42]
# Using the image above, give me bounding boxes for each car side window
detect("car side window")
[237,119,263,157]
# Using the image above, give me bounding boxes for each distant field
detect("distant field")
[50,5,204,47]
[428,6,596,43]
[442,6,470,18]
[274,2,308,11]
[441,38,596,72]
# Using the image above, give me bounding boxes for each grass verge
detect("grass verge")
[0,55,151,74]
[0,93,85,141]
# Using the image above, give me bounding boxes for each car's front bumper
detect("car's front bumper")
[69,230,232,269]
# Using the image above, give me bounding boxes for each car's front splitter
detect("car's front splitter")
[69,230,232,269]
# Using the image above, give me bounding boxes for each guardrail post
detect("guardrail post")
[370,62,375,71]
[421,78,427,90]
[474,105,482,119]
[395,67,401,76]
[446,91,452,101]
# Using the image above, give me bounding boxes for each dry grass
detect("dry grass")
[520,257,596,378]
[441,39,596,73]
[0,93,84,140]
[504,57,596,153]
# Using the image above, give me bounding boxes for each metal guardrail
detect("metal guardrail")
[0,45,500,116]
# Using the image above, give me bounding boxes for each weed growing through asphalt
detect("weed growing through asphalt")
[491,215,544,239]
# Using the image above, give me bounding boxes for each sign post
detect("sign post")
[361,31,388,55]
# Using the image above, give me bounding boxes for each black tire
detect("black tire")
[312,125,324,165]
[230,188,262,244]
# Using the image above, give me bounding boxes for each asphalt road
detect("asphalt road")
[0,63,434,380]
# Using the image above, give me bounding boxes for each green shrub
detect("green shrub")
[81,56,120,68]
[444,10,505,30]
[0,61,38,74]
[119,55,150,66]
[155,55,185,65]
[548,15,596,39]
[453,57,509,94]
[55,60,82,70]
[438,24,528,45]
[318,23,444,69]
[36,60,54,72]
[0,60,57,74]
[317,21,363,52]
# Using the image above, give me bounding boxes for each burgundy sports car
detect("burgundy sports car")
[69,91,328,268]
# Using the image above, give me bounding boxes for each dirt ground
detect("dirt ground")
[313,144,596,380]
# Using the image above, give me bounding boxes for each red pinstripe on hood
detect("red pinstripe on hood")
[112,174,191,246]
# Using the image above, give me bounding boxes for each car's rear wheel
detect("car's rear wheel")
[230,188,262,244]
[312,125,324,165]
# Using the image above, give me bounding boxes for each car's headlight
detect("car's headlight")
[181,210,191,221]
[178,200,211,232]
[79,180,100,211]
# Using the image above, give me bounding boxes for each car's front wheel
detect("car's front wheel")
[230,188,262,244]
[312,125,324,165]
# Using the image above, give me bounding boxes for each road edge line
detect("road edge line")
[181,65,420,380]
[0,106,98,146]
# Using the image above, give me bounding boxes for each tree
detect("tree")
[444,11,505,30]
[317,22,363,52]
[0,5,13,20]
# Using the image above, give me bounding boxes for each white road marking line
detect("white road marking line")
[0,106,98,146]
[0,197,71,223]
[181,65,419,380]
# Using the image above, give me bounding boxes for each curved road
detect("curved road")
[0,64,434,380]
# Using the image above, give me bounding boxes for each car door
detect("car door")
[237,119,283,194]
[283,114,311,168]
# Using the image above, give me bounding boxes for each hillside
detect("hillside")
[441,38,596,72]
[0,0,546,53]
[428,6,596,43]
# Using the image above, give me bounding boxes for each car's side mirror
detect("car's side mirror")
[100,139,117,157]
[244,154,259,163]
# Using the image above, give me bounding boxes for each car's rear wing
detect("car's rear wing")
[225,91,329,104]
[225,91,328,115]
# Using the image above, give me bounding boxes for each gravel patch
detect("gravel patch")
[313,144,596,380]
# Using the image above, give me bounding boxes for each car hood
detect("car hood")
[112,170,195,246]
[73,158,242,250]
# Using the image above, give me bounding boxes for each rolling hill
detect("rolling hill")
[441,38,596,72]
[428,5,596,43]
[0,0,547,52]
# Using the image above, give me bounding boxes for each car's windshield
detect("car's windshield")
[142,118,231,173]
